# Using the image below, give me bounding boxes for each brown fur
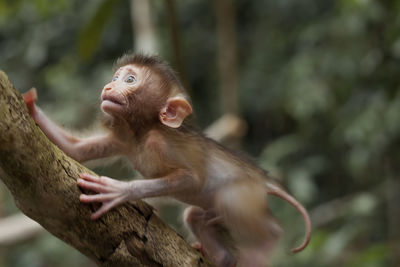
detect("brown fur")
[28,53,311,267]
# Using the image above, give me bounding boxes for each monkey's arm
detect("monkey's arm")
[23,90,120,162]
[78,171,197,220]
[32,106,119,162]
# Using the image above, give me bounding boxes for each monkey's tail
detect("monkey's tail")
[266,182,312,253]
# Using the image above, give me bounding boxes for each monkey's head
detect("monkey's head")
[101,54,192,130]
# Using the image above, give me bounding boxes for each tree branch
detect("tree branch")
[0,213,42,246]
[0,71,212,267]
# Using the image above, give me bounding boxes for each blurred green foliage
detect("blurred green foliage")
[1,0,399,266]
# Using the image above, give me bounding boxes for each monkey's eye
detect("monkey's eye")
[111,76,118,82]
[125,75,136,84]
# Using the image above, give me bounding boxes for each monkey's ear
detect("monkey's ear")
[159,95,192,128]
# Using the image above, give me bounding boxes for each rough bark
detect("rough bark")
[0,71,212,267]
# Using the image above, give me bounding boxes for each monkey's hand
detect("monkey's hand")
[78,173,135,220]
[22,87,38,116]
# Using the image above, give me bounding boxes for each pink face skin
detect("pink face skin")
[100,64,143,116]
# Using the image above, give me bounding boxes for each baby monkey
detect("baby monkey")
[23,54,311,267]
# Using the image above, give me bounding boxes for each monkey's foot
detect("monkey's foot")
[192,242,208,257]
[193,242,236,267]
[213,251,237,267]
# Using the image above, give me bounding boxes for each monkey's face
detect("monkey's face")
[101,63,192,130]
[101,64,145,117]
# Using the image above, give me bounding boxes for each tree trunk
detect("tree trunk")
[165,0,191,94]
[130,0,158,54]
[0,71,212,267]
[215,0,239,115]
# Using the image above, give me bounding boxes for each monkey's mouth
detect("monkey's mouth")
[101,95,126,113]
[101,95,126,106]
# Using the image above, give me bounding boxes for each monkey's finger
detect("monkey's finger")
[79,173,113,186]
[90,197,124,220]
[79,193,120,203]
[77,179,110,193]
[205,216,223,226]
[79,173,102,182]
[80,173,116,186]
[22,88,38,115]
[22,88,38,104]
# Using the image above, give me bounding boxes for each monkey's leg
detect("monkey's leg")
[236,235,279,267]
[225,210,281,267]
[216,181,282,267]
[183,206,236,267]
